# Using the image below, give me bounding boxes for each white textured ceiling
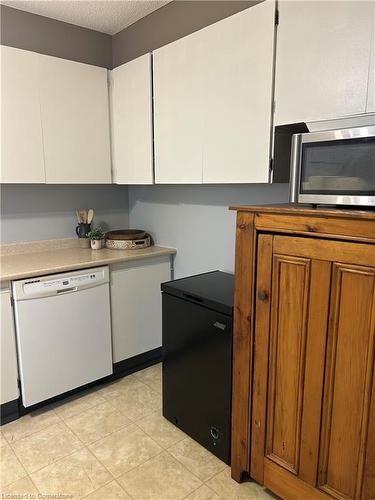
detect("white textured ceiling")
[1,0,172,35]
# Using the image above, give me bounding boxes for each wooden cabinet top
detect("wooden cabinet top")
[229,203,375,221]
[229,204,375,244]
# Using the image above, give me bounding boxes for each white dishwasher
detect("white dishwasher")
[12,266,113,407]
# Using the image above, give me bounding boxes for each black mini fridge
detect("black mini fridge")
[161,271,234,464]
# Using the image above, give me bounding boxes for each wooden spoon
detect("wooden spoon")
[87,209,94,224]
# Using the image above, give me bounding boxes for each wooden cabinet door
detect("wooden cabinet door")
[1,46,45,183]
[252,235,375,500]
[274,1,373,125]
[110,53,154,185]
[38,54,111,184]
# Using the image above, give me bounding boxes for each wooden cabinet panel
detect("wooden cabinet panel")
[266,255,310,474]
[110,53,153,184]
[318,264,375,499]
[1,46,45,183]
[251,232,375,499]
[274,1,373,124]
[39,54,111,184]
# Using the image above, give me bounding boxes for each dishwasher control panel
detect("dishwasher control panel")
[13,267,109,300]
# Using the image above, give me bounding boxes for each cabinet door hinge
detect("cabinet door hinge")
[275,8,279,25]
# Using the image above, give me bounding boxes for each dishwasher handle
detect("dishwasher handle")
[56,287,78,294]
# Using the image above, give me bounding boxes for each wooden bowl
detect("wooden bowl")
[105,229,146,241]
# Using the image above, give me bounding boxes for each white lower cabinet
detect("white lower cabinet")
[110,256,171,363]
[1,288,19,405]
[1,46,45,183]
[153,1,275,184]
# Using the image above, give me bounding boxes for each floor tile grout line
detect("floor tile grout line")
[3,408,62,446]
[28,473,42,496]
[79,479,132,500]
[28,441,116,498]
[114,448,172,500]
[132,419,187,451]
[163,443,228,486]
[12,417,89,478]
[3,393,106,447]
[65,417,134,448]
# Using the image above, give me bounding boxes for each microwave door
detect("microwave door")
[290,126,375,207]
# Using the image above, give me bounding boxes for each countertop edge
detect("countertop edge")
[0,246,177,283]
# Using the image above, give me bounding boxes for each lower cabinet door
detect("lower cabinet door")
[110,256,171,363]
[251,235,375,500]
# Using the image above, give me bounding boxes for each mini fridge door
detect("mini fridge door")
[162,293,232,464]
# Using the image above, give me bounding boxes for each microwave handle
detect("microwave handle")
[289,133,303,203]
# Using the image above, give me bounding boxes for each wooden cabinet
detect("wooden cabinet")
[274,1,374,125]
[1,287,19,406]
[230,205,375,500]
[110,53,154,184]
[1,46,45,183]
[39,54,111,184]
[153,1,275,184]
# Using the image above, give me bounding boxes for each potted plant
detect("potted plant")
[87,226,106,250]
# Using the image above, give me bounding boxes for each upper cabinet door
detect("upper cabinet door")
[202,1,274,183]
[274,1,374,125]
[38,55,111,184]
[366,4,375,113]
[1,46,45,183]
[153,30,205,184]
[153,1,275,184]
[110,54,153,184]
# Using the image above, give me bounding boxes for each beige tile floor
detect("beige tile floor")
[0,363,276,499]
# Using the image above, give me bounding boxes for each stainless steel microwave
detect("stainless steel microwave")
[289,125,375,207]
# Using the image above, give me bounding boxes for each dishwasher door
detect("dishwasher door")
[12,267,113,407]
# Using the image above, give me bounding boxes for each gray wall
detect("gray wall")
[0,5,112,68]
[1,185,129,243]
[128,184,289,278]
[112,0,260,67]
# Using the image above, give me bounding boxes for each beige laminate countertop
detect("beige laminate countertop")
[0,245,176,282]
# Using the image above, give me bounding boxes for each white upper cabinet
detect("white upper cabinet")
[274,1,374,125]
[366,4,375,112]
[202,2,274,183]
[153,30,205,184]
[153,1,275,184]
[39,55,111,184]
[110,53,153,184]
[1,46,45,183]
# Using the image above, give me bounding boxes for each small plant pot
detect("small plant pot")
[90,239,103,250]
